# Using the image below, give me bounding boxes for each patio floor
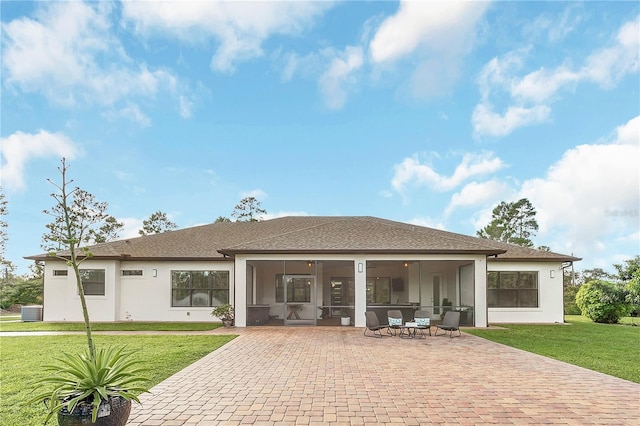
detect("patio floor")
[127,326,639,425]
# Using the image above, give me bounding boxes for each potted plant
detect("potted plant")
[212,303,234,326]
[28,346,148,425]
[29,159,149,425]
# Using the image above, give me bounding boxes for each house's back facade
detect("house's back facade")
[26,216,580,327]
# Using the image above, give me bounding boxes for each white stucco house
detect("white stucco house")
[26,216,580,328]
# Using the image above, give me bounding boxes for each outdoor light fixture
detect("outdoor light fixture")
[403,261,408,268]
[152,269,157,277]
[358,263,364,273]
[307,261,313,268]
[550,270,555,278]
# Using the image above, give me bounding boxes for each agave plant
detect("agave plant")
[28,346,149,424]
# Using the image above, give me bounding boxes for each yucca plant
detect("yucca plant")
[28,346,149,424]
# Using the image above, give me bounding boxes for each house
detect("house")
[26,216,580,327]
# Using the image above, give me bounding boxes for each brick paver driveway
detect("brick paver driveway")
[128,327,639,425]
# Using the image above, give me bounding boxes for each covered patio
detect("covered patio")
[235,256,485,328]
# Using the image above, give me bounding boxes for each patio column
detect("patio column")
[474,256,488,327]
[354,258,367,327]
[234,256,247,327]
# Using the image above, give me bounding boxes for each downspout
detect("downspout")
[561,261,574,324]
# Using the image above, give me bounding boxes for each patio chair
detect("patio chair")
[363,311,389,338]
[413,310,432,336]
[434,311,461,338]
[387,309,404,336]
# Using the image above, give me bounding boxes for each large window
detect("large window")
[366,277,391,304]
[275,275,311,303]
[171,270,229,307]
[79,269,105,296]
[488,271,538,308]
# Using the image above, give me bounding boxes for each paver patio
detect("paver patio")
[127,327,639,425]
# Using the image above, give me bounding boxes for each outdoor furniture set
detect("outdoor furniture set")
[364,310,461,338]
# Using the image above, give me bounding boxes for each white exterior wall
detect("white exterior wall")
[43,260,119,322]
[43,259,234,322]
[487,261,564,324]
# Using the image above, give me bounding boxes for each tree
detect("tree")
[575,280,630,324]
[231,197,266,222]
[613,255,640,283]
[89,215,124,243]
[139,211,177,235]
[576,268,614,286]
[214,216,232,223]
[42,158,114,359]
[477,198,539,247]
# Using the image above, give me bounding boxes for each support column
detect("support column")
[474,256,488,327]
[354,258,367,327]
[234,256,247,327]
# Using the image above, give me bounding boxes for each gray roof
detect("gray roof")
[26,216,580,262]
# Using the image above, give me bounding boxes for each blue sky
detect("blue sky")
[1,1,638,275]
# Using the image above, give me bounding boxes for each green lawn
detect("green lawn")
[466,315,640,383]
[0,334,236,426]
[0,321,221,332]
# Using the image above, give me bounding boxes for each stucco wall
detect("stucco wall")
[487,261,564,324]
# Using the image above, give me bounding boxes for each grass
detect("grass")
[466,315,640,383]
[0,321,221,332]
[0,333,236,426]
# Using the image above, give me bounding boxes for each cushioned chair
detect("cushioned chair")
[434,311,461,338]
[387,309,404,336]
[413,310,432,336]
[363,311,389,338]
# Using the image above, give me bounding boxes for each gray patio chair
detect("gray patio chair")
[364,311,389,338]
[413,310,432,336]
[434,311,461,338]
[387,309,404,336]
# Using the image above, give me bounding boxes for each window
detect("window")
[275,275,311,303]
[366,277,391,304]
[122,270,143,277]
[53,270,68,276]
[79,269,106,296]
[171,270,229,307]
[488,271,538,308]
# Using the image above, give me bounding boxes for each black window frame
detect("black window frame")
[488,271,539,308]
[79,269,106,296]
[171,270,229,307]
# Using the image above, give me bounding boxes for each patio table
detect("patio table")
[398,322,430,339]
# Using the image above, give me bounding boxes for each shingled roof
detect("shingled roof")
[25,216,580,262]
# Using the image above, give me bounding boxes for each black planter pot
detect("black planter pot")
[57,396,131,426]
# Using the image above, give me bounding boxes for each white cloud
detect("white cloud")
[263,211,310,220]
[239,189,268,201]
[445,180,514,216]
[369,0,490,98]
[122,1,333,73]
[0,130,79,191]
[1,1,191,119]
[407,216,446,230]
[391,152,505,193]
[118,217,145,239]
[520,115,640,257]
[318,46,364,110]
[472,104,551,137]
[473,16,640,137]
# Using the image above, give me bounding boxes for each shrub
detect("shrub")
[563,284,581,315]
[576,280,630,323]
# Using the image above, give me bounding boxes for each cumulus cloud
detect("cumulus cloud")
[0,130,79,191]
[318,46,364,109]
[473,16,640,137]
[369,0,490,98]
[445,180,514,216]
[391,152,505,193]
[122,1,333,73]
[520,115,640,257]
[1,1,192,119]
